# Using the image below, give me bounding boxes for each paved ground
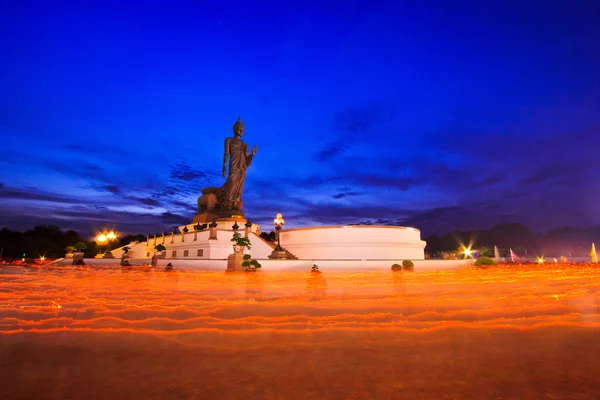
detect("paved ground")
[1,264,599,399]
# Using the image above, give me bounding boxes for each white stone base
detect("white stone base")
[280,225,426,260]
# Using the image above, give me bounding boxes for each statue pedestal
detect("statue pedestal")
[226,253,245,272]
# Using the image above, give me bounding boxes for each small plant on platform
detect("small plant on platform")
[402,260,414,269]
[242,254,261,270]
[312,264,320,272]
[231,232,252,249]
[122,246,130,254]
[154,244,166,252]
[391,263,402,270]
[120,259,131,267]
[64,246,75,254]
[73,242,87,252]
[474,256,496,267]
[165,262,173,271]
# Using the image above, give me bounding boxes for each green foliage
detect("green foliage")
[391,263,402,270]
[122,246,130,253]
[64,246,75,253]
[165,262,173,271]
[154,244,166,252]
[241,252,261,269]
[478,246,492,257]
[402,260,414,268]
[231,232,251,249]
[73,242,87,251]
[474,256,496,267]
[166,262,173,267]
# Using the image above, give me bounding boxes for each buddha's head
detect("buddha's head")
[233,116,245,137]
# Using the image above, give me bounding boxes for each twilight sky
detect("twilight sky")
[1,0,599,237]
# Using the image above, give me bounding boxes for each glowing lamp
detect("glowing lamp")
[40,256,45,261]
[537,258,544,264]
[274,213,284,227]
[97,234,107,243]
[107,231,116,240]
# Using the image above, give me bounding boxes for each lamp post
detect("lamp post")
[274,213,284,251]
[269,213,287,259]
[96,234,107,254]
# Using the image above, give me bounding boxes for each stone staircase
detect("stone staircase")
[268,246,299,260]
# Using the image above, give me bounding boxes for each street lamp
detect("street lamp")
[96,234,107,253]
[274,213,284,251]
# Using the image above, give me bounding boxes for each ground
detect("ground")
[1,264,599,399]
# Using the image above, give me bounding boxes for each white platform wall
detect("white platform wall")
[280,225,426,260]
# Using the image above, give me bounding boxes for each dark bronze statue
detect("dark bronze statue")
[218,117,258,212]
[194,117,257,222]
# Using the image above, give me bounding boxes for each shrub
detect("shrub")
[243,254,252,260]
[120,259,131,267]
[64,246,75,254]
[73,242,87,251]
[474,256,496,267]
[165,262,173,271]
[250,259,262,268]
[391,263,402,270]
[402,260,414,268]
[231,232,251,249]
[122,246,130,253]
[154,244,166,252]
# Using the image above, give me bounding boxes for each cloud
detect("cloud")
[332,191,363,199]
[125,196,161,206]
[313,106,385,162]
[475,174,505,186]
[104,185,121,194]
[519,163,588,185]
[169,161,218,182]
[0,184,83,204]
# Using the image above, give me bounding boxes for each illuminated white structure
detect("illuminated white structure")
[108,223,425,262]
[280,225,425,260]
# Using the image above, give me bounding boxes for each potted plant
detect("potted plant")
[231,232,251,253]
[72,242,87,265]
[154,243,166,255]
[64,246,75,258]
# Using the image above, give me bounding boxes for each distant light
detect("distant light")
[40,256,45,261]
[464,249,472,256]
[407,227,414,231]
[97,234,107,243]
[107,231,116,239]
[537,258,544,264]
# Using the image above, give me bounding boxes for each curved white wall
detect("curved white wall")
[280,225,425,260]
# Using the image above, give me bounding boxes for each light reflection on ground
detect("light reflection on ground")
[1,264,599,399]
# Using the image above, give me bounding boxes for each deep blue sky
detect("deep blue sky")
[1,0,599,237]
